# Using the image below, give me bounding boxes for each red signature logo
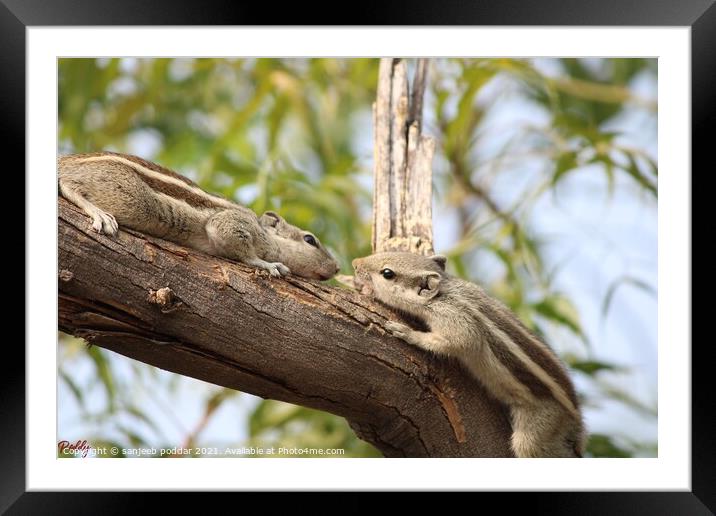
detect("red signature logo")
[57,439,92,458]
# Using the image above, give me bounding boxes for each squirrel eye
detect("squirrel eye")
[381,268,396,280]
[303,234,318,247]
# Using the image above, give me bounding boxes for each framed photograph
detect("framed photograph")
[10,0,710,509]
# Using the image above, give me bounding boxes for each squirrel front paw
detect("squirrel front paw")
[261,262,291,278]
[272,262,291,277]
[385,320,412,340]
[247,259,291,278]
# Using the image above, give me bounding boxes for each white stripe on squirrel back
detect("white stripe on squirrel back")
[77,154,238,210]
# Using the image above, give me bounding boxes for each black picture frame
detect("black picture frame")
[8,0,710,511]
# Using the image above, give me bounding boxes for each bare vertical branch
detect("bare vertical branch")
[389,61,409,239]
[406,124,435,254]
[409,58,429,129]
[372,58,435,256]
[372,60,393,252]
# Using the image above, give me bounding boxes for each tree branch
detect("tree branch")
[58,198,513,457]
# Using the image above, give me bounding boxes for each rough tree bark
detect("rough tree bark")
[58,58,514,457]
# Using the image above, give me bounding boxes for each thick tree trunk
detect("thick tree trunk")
[58,198,513,457]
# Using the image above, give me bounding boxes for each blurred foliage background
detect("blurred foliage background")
[58,58,657,458]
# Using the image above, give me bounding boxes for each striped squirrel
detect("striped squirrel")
[58,152,340,280]
[352,252,585,457]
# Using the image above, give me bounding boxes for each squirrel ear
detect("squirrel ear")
[431,254,447,271]
[259,211,283,227]
[419,272,441,299]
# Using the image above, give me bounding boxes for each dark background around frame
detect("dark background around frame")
[5,0,712,512]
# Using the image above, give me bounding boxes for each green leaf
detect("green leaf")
[552,150,580,185]
[623,152,658,196]
[86,346,117,413]
[532,295,588,344]
[249,400,301,436]
[602,275,657,320]
[123,405,163,438]
[206,388,238,413]
[567,359,623,376]
[59,368,85,410]
[589,153,616,195]
[116,424,149,448]
[586,433,633,458]
[598,382,658,418]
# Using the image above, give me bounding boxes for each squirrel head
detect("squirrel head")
[352,252,447,311]
[259,211,340,280]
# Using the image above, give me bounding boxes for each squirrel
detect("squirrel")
[352,251,586,458]
[58,151,340,280]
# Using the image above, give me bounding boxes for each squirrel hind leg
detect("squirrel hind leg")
[510,404,583,458]
[59,179,119,236]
